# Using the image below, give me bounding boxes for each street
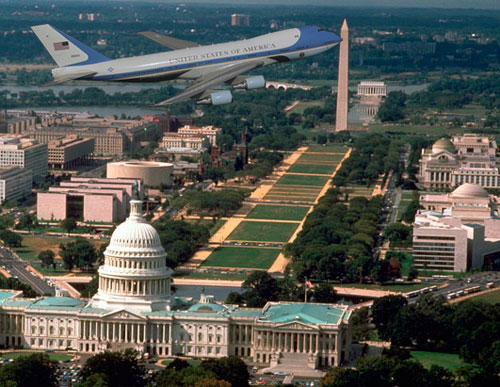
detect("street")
[0,246,54,295]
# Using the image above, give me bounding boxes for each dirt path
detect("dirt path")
[284,100,299,112]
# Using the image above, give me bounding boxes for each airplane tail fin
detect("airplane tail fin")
[31,24,110,67]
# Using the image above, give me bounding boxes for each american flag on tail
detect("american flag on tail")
[53,41,69,51]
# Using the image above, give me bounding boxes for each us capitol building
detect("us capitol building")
[0,195,353,371]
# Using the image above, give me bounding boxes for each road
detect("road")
[406,271,500,304]
[0,246,54,295]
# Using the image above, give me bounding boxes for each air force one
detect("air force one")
[31,24,341,105]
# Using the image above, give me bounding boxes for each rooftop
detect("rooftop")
[259,302,347,325]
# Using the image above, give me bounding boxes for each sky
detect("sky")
[141,0,500,10]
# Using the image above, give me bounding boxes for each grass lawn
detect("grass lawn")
[264,195,317,202]
[276,174,329,186]
[13,235,105,262]
[288,163,337,175]
[396,200,412,221]
[401,191,416,201]
[399,253,413,277]
[247,205,310,221]
[306,144,348,153]
[228,221,298,242]
[2,352,73,362]
[297,153,345,163]
[411,351,463,372]
[201,246,281,269]
[468,288,500,304]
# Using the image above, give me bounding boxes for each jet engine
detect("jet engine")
[197,90,233,105]
[233,75,266,90]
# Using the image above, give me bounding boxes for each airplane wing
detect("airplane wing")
[155,60,264,105]
[137,31,200,50]
[42,70,97,86]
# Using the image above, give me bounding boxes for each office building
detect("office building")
[0,166,32,204]
[0,137,48,181]
[231,14,250,26]
[48,136,94,169]
[37,177,141,223]
[413,184,500,271]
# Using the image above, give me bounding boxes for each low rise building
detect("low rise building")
[177,125,221,146]
[48,136,95,169]
[161,133,209,150]
[107,160,173,187]
[37,177,141,223]
[0,166,32,204]
[0,136,48,181]
[29,117,161,156]
[152,147,204,162]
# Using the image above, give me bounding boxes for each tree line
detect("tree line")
[323,294,500,387]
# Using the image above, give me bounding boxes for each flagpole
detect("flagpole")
[304,277,308,303]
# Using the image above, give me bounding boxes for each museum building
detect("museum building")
[0,196,353,370]
[418,134,500,190]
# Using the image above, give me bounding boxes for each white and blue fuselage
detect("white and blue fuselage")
[51,26,341,83]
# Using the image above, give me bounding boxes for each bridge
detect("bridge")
[266,81,313,91]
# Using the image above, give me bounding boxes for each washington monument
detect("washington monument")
[335,19,349,131]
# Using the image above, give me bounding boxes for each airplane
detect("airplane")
[31,24,341,105]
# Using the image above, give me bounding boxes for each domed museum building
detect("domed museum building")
[0,195,353,372]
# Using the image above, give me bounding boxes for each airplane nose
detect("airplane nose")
[328,31,342,43]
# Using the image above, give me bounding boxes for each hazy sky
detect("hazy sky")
[144,0,500,10]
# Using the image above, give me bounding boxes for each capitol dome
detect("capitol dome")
[90,195,172,312]
[432,138,456,154]
[451,183,489,199]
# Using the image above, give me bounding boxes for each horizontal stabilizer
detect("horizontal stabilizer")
[42,70,97,86]
[137,31,200,50]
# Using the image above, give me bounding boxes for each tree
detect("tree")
[372,295,407,341]
[60,217,77,236]
[200,356,250,387]
[384,223,412,246]
[242,271,280,308]
[312,283,337,303]
[194,377,231,387]
[377,91,407,122]
[38,249,55,268]
[80,276,98,298]
[80,349,145,387]
[225,292,244,305]
[59,240,97,271]
[0,353,57,387]
[351,307,374,342]
[370,261,390,284]
[407,266,418,281]
[0,229,22,247]
[320,367,360,387]
[0,215,15,230]
[17,214,34,232]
